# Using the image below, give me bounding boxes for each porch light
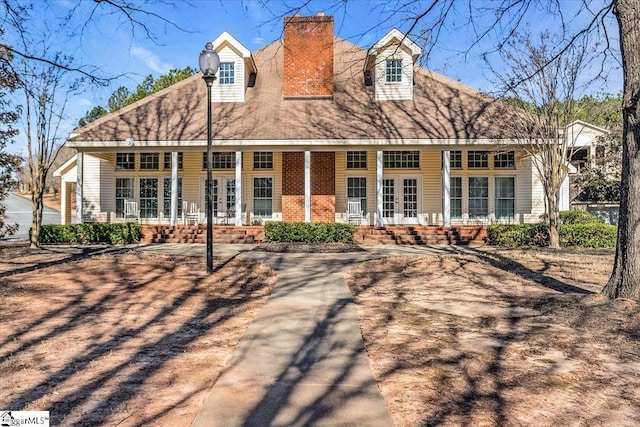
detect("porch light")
[199,42,220,274]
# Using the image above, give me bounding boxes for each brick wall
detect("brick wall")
[282,152,305,221]
[281,151,336,222]
[283,14,334,98]
[311,152,335,221]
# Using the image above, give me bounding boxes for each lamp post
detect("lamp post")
[199,42,220,274]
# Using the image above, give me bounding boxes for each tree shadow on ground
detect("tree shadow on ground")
[346,252,639,426]
[0,250,275,426]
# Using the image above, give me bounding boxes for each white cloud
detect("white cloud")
[252,37,266,46]
[130,46,173,74]
[76,98,93,107]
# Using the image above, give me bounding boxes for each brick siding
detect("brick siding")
[283,15,334,98]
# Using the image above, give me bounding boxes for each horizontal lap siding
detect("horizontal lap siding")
[212,45,245,103]
[422,152,441,215]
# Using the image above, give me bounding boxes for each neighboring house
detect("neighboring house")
[564,120,610,173]
[56,14,585,229]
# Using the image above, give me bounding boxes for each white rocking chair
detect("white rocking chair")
[124,200,140,222]
[347,198,364,225]
[185,202,200,225]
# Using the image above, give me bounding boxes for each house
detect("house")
[56,13,578,236]
[564,120,610,172]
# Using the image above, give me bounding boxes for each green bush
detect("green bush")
[486,224,549,247]
[560,223,617,248]
[39,223,141,244]
[264,222,355,244]
[560,210,604,225]
[486,222,617,248]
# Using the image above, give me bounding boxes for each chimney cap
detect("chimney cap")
[317,12,324,16]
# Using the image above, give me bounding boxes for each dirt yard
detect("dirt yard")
[347,248,640,426]
[0,243,275,426]
[2,242,639,426]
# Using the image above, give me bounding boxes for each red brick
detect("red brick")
[283,15,334,98]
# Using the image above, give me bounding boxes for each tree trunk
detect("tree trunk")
[602,0,640,300]
[30,172,45,249]
[547,190,561,249]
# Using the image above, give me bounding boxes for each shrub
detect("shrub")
[486,224,549,247]
[264,222,355,244]
[560,210,604,225]
[39,223,141,244]
[560,223,617,248]
[486,222,617,248]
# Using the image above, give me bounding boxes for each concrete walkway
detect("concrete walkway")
[141,244,468,426]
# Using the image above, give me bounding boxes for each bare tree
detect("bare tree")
[492,32,593,248]
[19,57,77,248]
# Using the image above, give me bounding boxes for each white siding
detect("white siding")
[212,45,245,103]
[373,44,414,101]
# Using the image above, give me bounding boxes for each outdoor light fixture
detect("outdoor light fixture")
[199,42,220,274]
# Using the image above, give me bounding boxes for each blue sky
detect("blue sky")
[4,0,622,156]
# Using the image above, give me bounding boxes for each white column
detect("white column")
[376,151,383,227]
[235,151,242,226]
[443,150,451,227]
[170,151,178,226]
[304,151,311,223]
[59,180,67,224]
[76,152,83,224]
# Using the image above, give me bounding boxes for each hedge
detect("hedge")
[560,210,605,225]
[264,222,355,244]
[39,223,142,244]
[486,222,617,248]
[486,224,549,248]
[559,223,617,248]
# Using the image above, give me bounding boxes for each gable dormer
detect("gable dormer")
[211,31,257,102]
[365,29,421,101]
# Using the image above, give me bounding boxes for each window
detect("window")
[253,152,273,169]
[163,152,183,170]
[441,150,462,169]
[383,151,420,169]
[163,177,183,219]
[116,153,135,170]
[468,151,489,168]
[495,177,515,219]
[385,59,402,83]
[347,151,367,169]
[494,151,515,169]
[468,177,488,219]
[219,63,235,85]
[203,152,236,169]
[347,177,367,213]
[253,177,273,217]
[450,177,462,219]
[115,178,134,218]
[139,178,158,219]
[140,153,159,170]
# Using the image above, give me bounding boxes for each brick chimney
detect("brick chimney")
[283,13,334,99]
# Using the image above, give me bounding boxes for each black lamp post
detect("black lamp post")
[199,42,220,274]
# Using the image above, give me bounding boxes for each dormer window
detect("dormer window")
[219,63,235,85]
[385,59,402,83]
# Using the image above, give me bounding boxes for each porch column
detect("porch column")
[376,151,383,227]
[235,151,242,226]
[170,152,179,226]
[75,152,83,224]
[304,151,311,222]
[443,150,451,227]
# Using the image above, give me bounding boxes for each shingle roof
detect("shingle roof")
[69,38,519,144]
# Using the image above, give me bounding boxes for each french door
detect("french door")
[201,176,236,220]
[382,176,420,224]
